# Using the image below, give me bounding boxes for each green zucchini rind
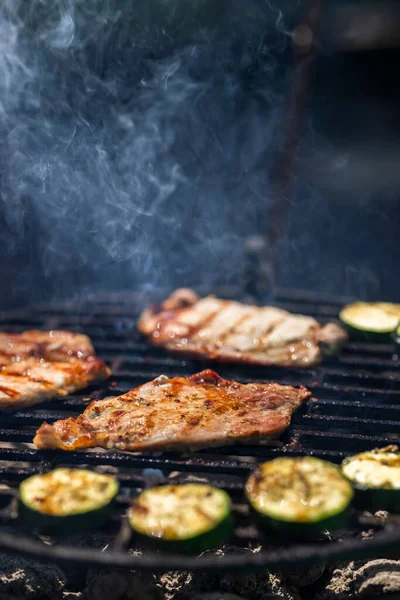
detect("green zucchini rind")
[128,483,233,553]
[393,324,400,352]
[342,446,400,512]
[339,302,400,341]
[246,457,353,538]
[19,468,119,533]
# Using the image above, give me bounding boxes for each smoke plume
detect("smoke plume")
[0,0,398,308]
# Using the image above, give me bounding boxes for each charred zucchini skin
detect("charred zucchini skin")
[341,325,388,343]
[18,469,119,534]
[18,501,116,535]
[128,484,233,554]
[348,486,400,513]
[339,302,400,342]
[132,513,234,554]
[342,447,400,513]
[393,325,400,353]
[246,457,353,539]
[342,326,392,343]
[249,506,350,539]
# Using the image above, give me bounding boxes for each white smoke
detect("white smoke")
[0,0,395,307]
[0,0,293,306]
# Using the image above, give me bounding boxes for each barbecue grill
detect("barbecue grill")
[0,286,399,573]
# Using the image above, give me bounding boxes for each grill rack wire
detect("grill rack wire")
[0,287,399,572]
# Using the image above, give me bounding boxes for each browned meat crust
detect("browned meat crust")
[33,369,311,452]
[138,289,347,368]
[0,330,110,411]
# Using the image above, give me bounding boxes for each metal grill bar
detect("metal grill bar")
[0,288,399,571]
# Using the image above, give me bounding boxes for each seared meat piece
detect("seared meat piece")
[138,289,347,368]
[0,330,110,411]
[33,369,311,452]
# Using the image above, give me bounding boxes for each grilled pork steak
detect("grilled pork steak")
[33,369,311,451]
[0,330,110,411]
[138,289,347,368]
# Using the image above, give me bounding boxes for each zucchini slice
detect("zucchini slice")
[339,302,400,341]
[393,323,400,352]
[128,484,233,553]
[342,446,400,512]
[246,457,353,538]
[19,468,119,533]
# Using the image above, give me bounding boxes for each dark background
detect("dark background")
[0,0,398,310]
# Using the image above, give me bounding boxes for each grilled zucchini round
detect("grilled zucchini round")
[393,323,400,352]
[339,302,400,341]
[19,468,119,533]
[128,483,233,553]
[246,457,353,537]
[342,446,400,512]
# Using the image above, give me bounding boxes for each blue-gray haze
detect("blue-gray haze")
[0,0,398,308]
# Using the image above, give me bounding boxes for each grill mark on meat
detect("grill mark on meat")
[207,309,253,347]
[186,304,229,338]
[0,331,110,411]
[169,301,231,347]
[138,289,348,368]
[252,315,288,350]
[0,385,20,397]
[0,370,55,387]
[150,298,228,347]
[33,369,312,452]
[152,307,219,345]
[25,378,54,388]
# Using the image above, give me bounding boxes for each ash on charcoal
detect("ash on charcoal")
[265,573,300,600]
[2,513,400,600]
[156,571,198,600]
[317,559,400,599]
[356,560,400,597]
[155,547,300,600]
[0,552,66,599]
[315,511,400,599]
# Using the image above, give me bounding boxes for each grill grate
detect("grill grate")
[0,287,399,572]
